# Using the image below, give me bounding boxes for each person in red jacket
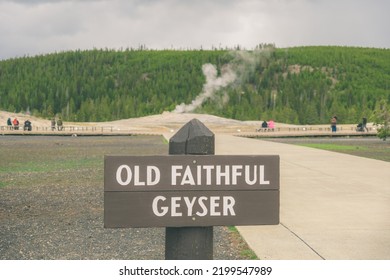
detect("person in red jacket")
[12,118,19,130]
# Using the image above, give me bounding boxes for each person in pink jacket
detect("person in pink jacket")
[268,120,275,131]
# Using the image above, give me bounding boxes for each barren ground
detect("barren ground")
[0,135,253,260]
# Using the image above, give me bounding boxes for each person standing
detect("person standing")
[24,120,32,131]
[51,118,56,131]
[7,118,12,130]
[268,119,275,131]
[12,118,19,130]
[362,117,368,132]
[57,117,63,131]
[331,116,337,132]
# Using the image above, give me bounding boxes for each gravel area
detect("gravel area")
[0,136,251,260]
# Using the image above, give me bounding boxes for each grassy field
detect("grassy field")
[266,137,390,162]
[0,135,167,189]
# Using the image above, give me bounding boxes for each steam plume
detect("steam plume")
[173,48,273,113]
[173,63,236,113]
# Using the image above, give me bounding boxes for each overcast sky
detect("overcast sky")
[1,0,389,60]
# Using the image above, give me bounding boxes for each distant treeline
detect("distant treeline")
[0,46,389,124]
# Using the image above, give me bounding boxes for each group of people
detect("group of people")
[7,117,32,131]
[255,116,368,133]
[51,117,63,131]
[257,119,275,132]
[356,117,369,132]
[5,116,65,132]
[331,116,369,132]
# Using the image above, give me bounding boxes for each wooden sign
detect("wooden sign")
[104,155,279,228]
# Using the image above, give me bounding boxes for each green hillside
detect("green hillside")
[0,46,389,124]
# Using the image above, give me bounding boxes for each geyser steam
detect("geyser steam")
[173,63,236,113]
[173,48,273,114]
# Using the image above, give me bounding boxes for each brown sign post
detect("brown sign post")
[104,119,280,259]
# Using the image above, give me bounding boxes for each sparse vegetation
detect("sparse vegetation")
[267,137,390,162]
[228,226,258,259]
[0,135,254,260]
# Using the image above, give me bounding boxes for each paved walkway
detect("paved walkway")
[215,134,390,260]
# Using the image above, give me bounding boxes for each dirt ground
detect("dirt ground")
[0,135,251,260]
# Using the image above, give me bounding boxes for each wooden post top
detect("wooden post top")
[169,118,214,155]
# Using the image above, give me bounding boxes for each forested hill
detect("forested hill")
[0,46,389,124]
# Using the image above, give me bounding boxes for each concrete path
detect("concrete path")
[215,134,390,260]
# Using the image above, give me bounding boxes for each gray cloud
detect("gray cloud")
[0,0,389,59]
[0,0,104,4]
